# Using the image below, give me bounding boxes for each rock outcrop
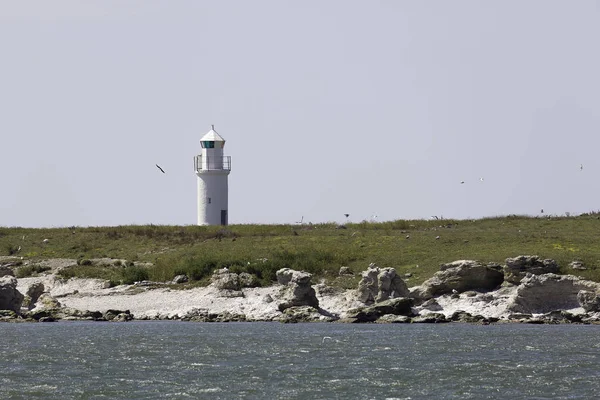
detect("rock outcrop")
[210,269,258,297]
[0,276,24,312]
[345,298,413,322]
[0,265,15,277]
[25,282,45,310]
[412,260,504,301]
[276,268,319,311]
[577,290,600,312]
[506,273,600,314]
[355,265,409,304]
[503,256,560,285]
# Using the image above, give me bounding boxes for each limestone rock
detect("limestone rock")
[507,273,600,314]
[504,256,559,285]
[103,309,133,322]
[239,272,258,287]
[172,274,188,284]
[25,282,45,310]
[339,266,353,276]
[276,269,319,311]
[570,261,587,271]
[355,265,409,305]
[211,269,241,290]
[210,269,258,296]
[279,306,333,323]
[346,297,413,322]
[0,265,15,277]
[376,314,411,323]
[412,260,504,301]
[35,293,61,310]
[411,313,448,323]
[577,290,600,312]
[0,276,24,312]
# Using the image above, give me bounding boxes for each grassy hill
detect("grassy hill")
[2,214,600,287]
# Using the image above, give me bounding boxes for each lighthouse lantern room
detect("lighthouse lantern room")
[194,125,231,225]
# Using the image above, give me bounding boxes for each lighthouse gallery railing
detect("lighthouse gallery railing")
[194,155,231,171]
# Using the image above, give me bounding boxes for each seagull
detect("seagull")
[479,177,484,182]
[580,164,584,171]
[322,336,333,343]
[344,214,350,218]
[405,235,410,239]
[435,235,440,240]
[155,164,165,174]
[460,181,465,184]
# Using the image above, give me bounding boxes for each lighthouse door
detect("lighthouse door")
[221,210,228,226]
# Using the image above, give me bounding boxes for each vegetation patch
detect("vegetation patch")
[2,215,600,286]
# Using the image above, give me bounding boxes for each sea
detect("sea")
[1,322,600,399]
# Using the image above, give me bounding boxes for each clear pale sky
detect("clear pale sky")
[1,1,599,227]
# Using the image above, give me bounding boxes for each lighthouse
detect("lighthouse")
[194,125,231,225]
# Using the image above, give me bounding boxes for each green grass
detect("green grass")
[2,214,600,286]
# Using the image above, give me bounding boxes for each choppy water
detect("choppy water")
[2,322,600,399]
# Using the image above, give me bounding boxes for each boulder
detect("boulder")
[412,260,504,301]
[210,269,258,296]
[411,313,448,323]
[34,293,61,310]
[376,314,411,323]
[339,266,353,276]
[279,306,333,323]
[172,274,188,284]
[577,290,600,312]
[449,311,487,323]
[276,269,319,311]
[0,265,15,277]
[0,276,24,312]
[25,282,45,310]
[504,256,559,284]
[570,261,587,271]
[346,298,413,322]
[211,269,241,290]
[182,308,246,322]
[507,273,600,314]
[103,309,133,322]
[355,265,410,305]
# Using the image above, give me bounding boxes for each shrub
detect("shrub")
[15,265,51,278]
[120,265,149,284]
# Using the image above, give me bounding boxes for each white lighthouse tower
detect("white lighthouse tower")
[194,125,231,225]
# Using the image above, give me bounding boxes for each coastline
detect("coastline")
[3,256,600,324]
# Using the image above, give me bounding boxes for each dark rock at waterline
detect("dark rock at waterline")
[411,313,449,323]
[182,308,247,322]
[346,298,413,322]
[278,306,335,323]
[103,309,133,322]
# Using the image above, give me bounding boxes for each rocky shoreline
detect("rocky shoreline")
[3,255,600,324]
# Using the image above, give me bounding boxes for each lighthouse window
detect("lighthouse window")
[201,141,215,148]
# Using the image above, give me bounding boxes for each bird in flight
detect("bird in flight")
[156,164,165,174]
[344,213,350,218]
[580,164,584,171]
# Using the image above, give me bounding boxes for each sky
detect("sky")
[1,1,599,227]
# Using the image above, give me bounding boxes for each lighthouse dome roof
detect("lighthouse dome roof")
[200,125,225,142]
